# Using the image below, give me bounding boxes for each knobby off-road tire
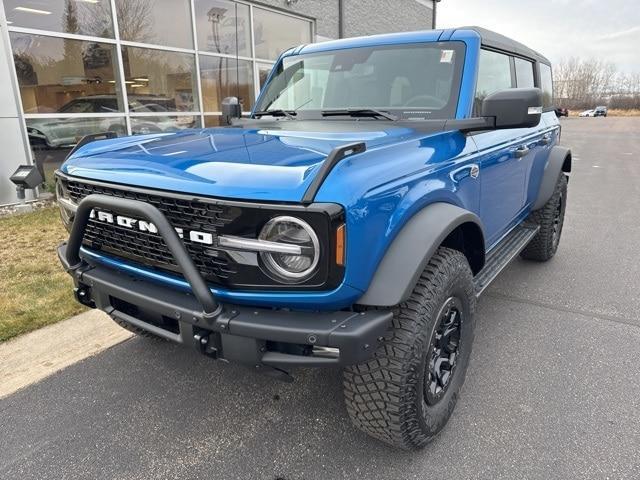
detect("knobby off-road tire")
[521,174,568,262]
[344,247,476,450]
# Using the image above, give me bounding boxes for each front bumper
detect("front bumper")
[57,193,392,372]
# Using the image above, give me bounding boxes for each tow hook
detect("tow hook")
[74,285,95,308]
[193,332,219,359]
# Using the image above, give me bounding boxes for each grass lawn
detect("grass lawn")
[0,207,86,342]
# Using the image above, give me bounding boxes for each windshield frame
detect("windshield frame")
[253,41,467,121]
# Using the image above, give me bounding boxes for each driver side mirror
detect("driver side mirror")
[221,96,242,125]
[482,88,543,129]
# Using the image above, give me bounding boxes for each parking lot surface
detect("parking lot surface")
[1,118,639,480]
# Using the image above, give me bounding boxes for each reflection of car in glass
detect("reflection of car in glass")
[56,27,571,449]
[579,109,595,117]
[594,106,608,117]
[27,95,195,148]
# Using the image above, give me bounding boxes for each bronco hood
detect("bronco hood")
[62,121,426,202]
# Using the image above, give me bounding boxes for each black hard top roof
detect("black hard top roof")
[459,26,551,65]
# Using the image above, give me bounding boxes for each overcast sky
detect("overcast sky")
[438,0,640,73]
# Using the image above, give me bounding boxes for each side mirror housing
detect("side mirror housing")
[221,96,241,125]
[481,88,543,129]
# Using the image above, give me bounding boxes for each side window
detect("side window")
[474,49,513,114]
[539,63,554,109]
[514,57,535,88]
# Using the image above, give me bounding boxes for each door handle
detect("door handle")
[540,133,552,145]
[513,145,530,158]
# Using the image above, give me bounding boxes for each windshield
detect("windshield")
[255,41,465,120]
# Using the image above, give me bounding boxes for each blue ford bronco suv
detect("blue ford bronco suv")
[56,27,571,449]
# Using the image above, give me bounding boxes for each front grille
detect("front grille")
[65,179,242,285]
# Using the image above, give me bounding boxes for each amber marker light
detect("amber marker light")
[336,224,346,266]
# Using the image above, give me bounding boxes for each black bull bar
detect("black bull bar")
[65,194,221,315]
[58,194,392,372]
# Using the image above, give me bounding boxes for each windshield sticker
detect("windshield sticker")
[440,50,454,63]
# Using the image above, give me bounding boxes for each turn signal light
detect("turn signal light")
[336,224,345,266]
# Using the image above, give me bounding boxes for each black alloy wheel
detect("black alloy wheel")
[424,297,463,406]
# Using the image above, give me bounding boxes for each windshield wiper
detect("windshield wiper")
[253,109,296,119]
[321,108,398,121]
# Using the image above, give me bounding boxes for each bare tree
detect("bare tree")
[554,57,618,109]
[81,0,155,44]
[113,0,156,44]
[609,72,640,109]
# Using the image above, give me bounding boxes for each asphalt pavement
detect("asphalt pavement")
[1,117,639,480]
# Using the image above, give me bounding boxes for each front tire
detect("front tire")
[344,247,476,449]
[521,174,568,261]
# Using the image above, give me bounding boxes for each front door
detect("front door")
[473,130,531,246]
[471,49,544,246]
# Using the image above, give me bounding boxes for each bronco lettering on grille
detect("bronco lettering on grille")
[90,209,214,245]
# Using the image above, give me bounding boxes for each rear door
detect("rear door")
[525,62,559,207]
[510,56,549,214]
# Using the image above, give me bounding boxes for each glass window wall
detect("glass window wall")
[10,32,122,113]
[121,46,198,112]
[200,56,254,112]
[115,0,193,49]
[5,0,314,184]
[194,0,251,57]
[4,0,114,38]
[253,7,312,60]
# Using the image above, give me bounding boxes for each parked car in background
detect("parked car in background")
[555,107,569,117]
[579,109,595,117]
[27,95,195,148]
[594,106,608,117]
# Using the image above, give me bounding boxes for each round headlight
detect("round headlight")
[258,216,320,283]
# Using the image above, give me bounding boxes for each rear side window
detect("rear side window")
[514,57,535,88]
[474,49,513,114]
[539,63,553,109]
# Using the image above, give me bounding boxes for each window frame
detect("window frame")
[475,46,554,115]
[255,41,467,120]
[474,47,515,115]
[513,56,535,89]
[538,62,554,111]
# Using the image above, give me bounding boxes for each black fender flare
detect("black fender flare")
[357,202,485,307]
[532,146,571,210]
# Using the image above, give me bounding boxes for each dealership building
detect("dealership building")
[0,0,434,205]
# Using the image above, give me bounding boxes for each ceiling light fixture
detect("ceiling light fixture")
[133,77,149,82]
[74,0,100,3]
[14,6,52,15]
[130,84,144,87]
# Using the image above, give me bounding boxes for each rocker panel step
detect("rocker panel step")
[474,224,539,297]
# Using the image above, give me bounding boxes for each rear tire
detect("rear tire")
[521,174,568,262]
[344,247,475,449]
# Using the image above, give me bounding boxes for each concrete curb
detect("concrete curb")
[0,310,133,399]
